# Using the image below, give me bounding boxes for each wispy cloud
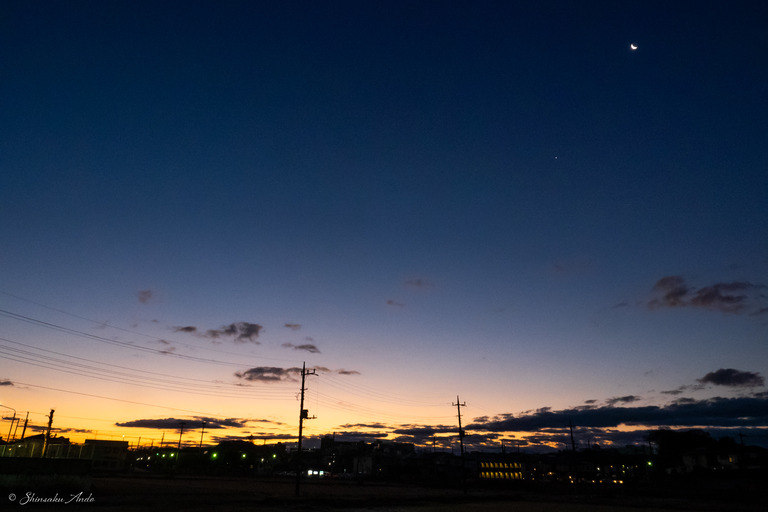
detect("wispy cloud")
[234,367,302,383]
[338,422,388,429]
[207,322,262,343]
[333,369,361,376]
[0,379,13,386]
[605,395,641,406]
[391,425,456,436]
[698,368,765,387]
[660,384,704,395]
[281,342,320,353]
[173,322,263,344]
[137,289,153,304]
[405,278,432,288]
[387,299,404,307]
[650,276,689,307]
[115,416,250,429]
[309,366,362,376]
[212,433,296,443]
[284,323,301,331]
[234,365,361,382]
[649,276,766,314]
[308,432,388,443]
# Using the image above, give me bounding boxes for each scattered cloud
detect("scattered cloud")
[661,384,705,395]
[115,416,250,430]
[387,299,404,307]
[335,369,361,376]
[308,431,388,443]
[234,366,302,383]
[211,433,295,443]
[405,278,432,288]
[281,342,320,353]
[650,276,690,307]
[0,379,13,386]
[648,276,766,314]
[284,323,301,331]
[551,258,591,276]
[698,368,765,388]
[309,365,361,376]
[337,423,388,429]
[606,395,641,406]
[173,322,263,343]
[137,289,153,304]
[469,395,768,433]
[391,425,455,436]
[207,322,263,343]
[234,366,360,382]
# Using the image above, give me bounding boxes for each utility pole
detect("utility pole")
[569,418,576,453]
[452,396,467,493]
[177,421,186,470]
[20,412,29,440]
[42,409,54,458]
[453,396,467,457]
[177,421,186,451]
[1,404,16,443]
[199,421,206,448]
[295,362,316,496]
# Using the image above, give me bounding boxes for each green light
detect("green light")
[241,453,247,459]
[212,452,218,459]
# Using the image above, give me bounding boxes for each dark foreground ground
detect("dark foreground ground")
[2,475,766,512]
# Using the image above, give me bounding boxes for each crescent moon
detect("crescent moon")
[630,44,638,50]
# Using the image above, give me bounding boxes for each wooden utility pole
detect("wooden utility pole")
[177,421,186,452]
[452,396,467,493]
[295,362,316,496]
[453,396,467,457]
[199,421,206,448]
[176,421,186,470]
[569,418,576,453]
[42,409,54,458]
[20,412,29,440]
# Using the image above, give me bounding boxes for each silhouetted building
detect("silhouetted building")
[84,439,128,471]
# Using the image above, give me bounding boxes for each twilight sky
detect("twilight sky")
[1,0,767,452]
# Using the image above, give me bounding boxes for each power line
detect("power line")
[0,290,296,364]
[0,337,292,399]
[318,372,446,406]
[11,380,255,418]
[0,308,247,367]
[0,350,293,401]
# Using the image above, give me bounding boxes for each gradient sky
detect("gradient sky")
[2,1,767,452]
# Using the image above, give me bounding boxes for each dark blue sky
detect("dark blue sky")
[1,1,767,449]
